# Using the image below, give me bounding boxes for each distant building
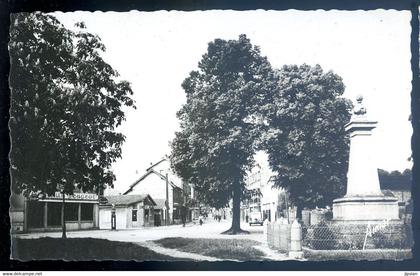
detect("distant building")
[242,153,286,223]
[99,194,156,229]
[123,158,192,225]
[10,190,99,233]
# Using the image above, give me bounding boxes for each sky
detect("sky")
[53,10,413,193]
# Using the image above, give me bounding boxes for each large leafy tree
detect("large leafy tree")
[170,35,278,234]
[263,64,352,212]
[378,168,412,191]
[9,13,135,237]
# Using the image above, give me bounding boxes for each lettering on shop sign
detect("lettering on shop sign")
[46,192,98,201]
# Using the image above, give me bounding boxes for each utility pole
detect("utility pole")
[165,173,169,226]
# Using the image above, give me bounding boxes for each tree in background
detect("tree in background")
[263,64,352,212]
[9,13,135,238]
[378,169,412,191]
[170,35,278,234]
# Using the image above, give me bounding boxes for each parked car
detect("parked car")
[249,211,263,226]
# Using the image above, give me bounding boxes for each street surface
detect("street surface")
[14,219,290,261]
[15,219,264,242]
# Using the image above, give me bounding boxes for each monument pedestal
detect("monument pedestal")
[333,196,399,222]
[332,95,400,223]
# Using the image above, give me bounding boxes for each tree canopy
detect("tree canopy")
[170,34,278,233]
[9,12,135,198]
[263,64,352,210]
[378,168,412,191]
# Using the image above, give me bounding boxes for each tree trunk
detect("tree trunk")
[222,182,249,235]
[296,205,302,221]
[285,192,290,224]
[61,191,67,239]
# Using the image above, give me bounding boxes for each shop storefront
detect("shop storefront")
[11,191,99,233]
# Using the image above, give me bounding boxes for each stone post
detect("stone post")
[301,209,311,226]
[263,219,268,243]
[266,222,272,247]
[273,221,281,249]
[289,219,304,259]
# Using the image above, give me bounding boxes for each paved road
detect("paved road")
[14,219,290,261]
[15,219,266,243]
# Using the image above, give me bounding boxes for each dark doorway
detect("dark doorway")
[154,210,161,226]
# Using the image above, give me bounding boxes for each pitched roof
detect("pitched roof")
[145,158,167,171]
[123,159,182,195]
[153,198,167,209]
[103,194,156,206]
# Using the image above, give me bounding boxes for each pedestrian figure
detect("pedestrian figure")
[199,215,203,226]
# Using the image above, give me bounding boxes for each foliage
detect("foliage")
[9,12,135,198]
[371,224,413,249]
[303,222,413,251]
[170,34,278,232]
[263,64,352,210]
[309,222,339,250]
[378,168,412,191]
[304,222,364,250]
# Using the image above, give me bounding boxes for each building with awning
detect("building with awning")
[10,190,99,233]
[98,194,156,229]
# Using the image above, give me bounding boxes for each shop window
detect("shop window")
[65,203,79,221]
[27,201,45,228]
[47,202,62,227]
[81,203,93,221]
[132,209,137,221]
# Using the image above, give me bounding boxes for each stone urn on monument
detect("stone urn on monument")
[333,95,399,222]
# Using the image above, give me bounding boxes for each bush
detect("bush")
[304,222,366,250]
[303,222,413,251]
[309,222,338,250]
[336,234,364,250]
[371,224,413,249]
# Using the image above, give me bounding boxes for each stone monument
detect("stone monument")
[333,95,399,221]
